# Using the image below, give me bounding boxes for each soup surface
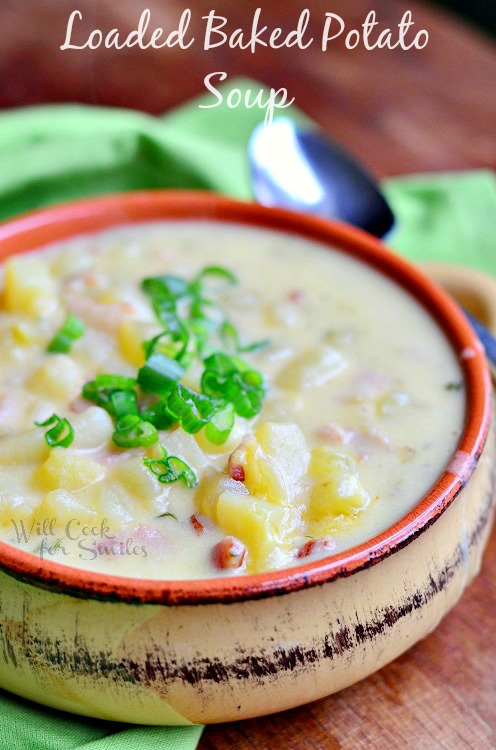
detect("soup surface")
[0,221,465,579]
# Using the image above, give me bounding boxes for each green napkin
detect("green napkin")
[0,78,494,750]
[0,688,203,750]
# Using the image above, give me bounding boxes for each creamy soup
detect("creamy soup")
[0,222,465,579]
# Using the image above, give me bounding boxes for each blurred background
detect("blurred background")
[0,0,494,177]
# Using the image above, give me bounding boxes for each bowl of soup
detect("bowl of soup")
[0,191,493,724]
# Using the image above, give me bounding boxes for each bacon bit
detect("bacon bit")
[83,273,104,289]
[69,397,90,414]
[213,536,247,570]
[121,301,137,315]
[228,437,252,481]
[190,514,206,534]
[316,423,354,445]
[288,289,306,302]
[229,464,245,482]
[296,538,335,559]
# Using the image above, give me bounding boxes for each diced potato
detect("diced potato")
[112,457,165,510]
[161,430,211,475]
[308,447,369,519]
[0,428,49,465]
[11,321,42,346]
[216,491,300,571]
[118,319,158,367]
[28,355,83,401]
[97,483,135,525]
[231,422,310,505]
[36,448,105,492]
[71,407,114,452]
[265,301,300,327]
[195,469,249,520]
[3,257,57,318]
[38,488,98,525]
[0,471,42,527]
[277,345,346,390]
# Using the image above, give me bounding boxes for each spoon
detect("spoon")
[248,117,395,239]
[248,118,496,376]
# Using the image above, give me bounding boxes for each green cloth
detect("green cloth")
[0,78,494,749]
[0,688,203,750]
[0,79,494,273]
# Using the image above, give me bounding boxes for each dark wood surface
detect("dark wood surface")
[0,1,495,747]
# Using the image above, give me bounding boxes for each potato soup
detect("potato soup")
[0,221,465,579]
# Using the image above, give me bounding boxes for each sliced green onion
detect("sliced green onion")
[47,314,85,353]
[201,353,265,419]
[142,275,190,300]
[138,353,185,397]
[205,402,235,445]
[143,324,190,362]
[94,374,137,390]
[112,414,158,448]
[144,446,198,488]
[191,266,237,294]
[109,390,139,418]
[167,384,215,434]
[141,276,190,332]
[220,322,270,355]
[82,375,137,414]
[140,401,177,430]
[35,413,74,448]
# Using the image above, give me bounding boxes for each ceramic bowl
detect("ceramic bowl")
[0,191,493,725]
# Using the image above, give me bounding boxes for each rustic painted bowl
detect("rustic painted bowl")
[0,192,494,725]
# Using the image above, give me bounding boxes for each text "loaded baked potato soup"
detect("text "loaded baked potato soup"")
[0,222,465,578]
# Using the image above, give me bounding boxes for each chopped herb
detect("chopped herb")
[138,353,185,397]
[157,511,178,521]
[35,413,74,448]
[445,382,463,391]
[191,266,237,294]
[82,375,137,415]
[47,314,85,353]
[144,446,198,488]
[220,321,270,355]
[94,374,137,390]
[167,384,215,434]
[205,402,235,445]
[110,390,139,418]
[201,353,265,419]
[79,265,267,460]
[140,402,177,430]
[112,414,158,448]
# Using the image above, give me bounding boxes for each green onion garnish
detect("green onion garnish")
[167,384,215,434]
[191,266,237,294]
[201,353,265,418]
[110,390,139,418]
[82,375,137,414]
[138,353,185,397]
[220,322,270,355]
[144,445,198,488]
[94,374,137,390]
[142,275,190,301]
[78,265,267,460]
[35,413,74,448]
[140,402,177,430]
[143,324,190,363]
[112,414,158,448]
[205,402,235,445]
[47,314,85,353]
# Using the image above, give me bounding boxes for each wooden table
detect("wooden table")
[1,1,495,747]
